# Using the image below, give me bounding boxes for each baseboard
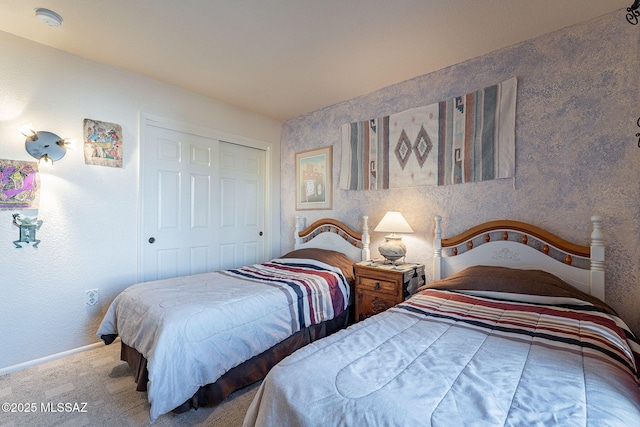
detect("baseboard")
[0,339,119,376]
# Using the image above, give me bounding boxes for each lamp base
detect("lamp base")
[378,235,406,264]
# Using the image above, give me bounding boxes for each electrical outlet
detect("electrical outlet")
[86,289,98,306]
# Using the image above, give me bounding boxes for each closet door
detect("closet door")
[140,121,266,282]
[218,141,266,270]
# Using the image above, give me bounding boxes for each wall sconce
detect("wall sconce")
[20,124,71,164]
[374,211,414,264]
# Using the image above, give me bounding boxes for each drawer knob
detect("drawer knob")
[374,282,381,290]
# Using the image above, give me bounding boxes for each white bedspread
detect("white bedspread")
[96,258,349,423]
[244,289,640,426]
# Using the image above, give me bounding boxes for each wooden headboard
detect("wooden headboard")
[294,216,370,262]
[433,215,605,300]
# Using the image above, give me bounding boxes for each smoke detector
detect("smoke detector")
[35,8,63,28]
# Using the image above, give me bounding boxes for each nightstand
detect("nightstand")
[354,261,425,322]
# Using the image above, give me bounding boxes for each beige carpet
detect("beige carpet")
[0,342,259,427]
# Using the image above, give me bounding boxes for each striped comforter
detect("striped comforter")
[97,258,350,423]
[245,289,640,426]
[402,290,640,382]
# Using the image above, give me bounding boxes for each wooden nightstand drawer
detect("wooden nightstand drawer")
[357,276,398,295]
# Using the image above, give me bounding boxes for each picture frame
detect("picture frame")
[295,146,332,210]
[83,118,123,168]
[0,159,40,210]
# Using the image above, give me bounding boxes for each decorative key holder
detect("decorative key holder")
[12,213,42,248]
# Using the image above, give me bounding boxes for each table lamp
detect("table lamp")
[374,211,413,264]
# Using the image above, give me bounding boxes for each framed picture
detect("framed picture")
[83,118,123,168]
[0,159,40,210]
[295,146,332,210]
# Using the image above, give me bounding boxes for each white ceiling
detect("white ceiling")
[0,1,631,121]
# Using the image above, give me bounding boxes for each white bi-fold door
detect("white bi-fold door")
[140,121,266,282]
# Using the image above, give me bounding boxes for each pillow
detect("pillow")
[418,265,616,315]
[280,248,355,284]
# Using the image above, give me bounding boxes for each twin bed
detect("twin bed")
[97,216,370,422]
[99,214,640,425]
[243,215,640,426]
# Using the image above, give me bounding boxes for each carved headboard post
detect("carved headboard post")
[433,215,443,281]
[590,216,605,301]
[295,216,302,247]
[361,216,371,261]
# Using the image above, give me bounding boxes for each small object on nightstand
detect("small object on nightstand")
[354,261,425,322]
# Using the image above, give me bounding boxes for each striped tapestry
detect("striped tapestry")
[339,77,517,190]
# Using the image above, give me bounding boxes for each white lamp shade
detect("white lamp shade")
[374,211,413,234]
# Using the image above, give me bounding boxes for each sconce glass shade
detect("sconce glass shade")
[374,211,413,263]
[25,131,67,162]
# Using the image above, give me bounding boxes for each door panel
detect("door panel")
[244,181,258,225]
[158,170,180,229]
[142,125,217,281]
[218,141,266,269]
[191,174,210,228]
[220,177,237,227]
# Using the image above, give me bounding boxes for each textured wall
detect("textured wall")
[0,31,282,371]
[280,11,640,333]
